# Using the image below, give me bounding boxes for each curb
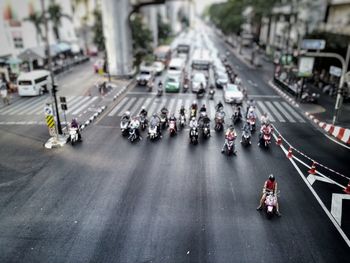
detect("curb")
[268,80,350,145]
[80,105,106,131]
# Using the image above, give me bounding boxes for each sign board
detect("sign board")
[61,103,67,111]
[44,104,53,116]
[301,39,326,50]
[298,57,315,77]
[59,96,66,103]
[329,66,342,77]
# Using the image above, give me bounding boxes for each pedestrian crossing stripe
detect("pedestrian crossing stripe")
[46,115,55,128]
[108,96,307,124]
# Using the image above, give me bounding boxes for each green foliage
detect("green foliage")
[48,0,71,41]
[92,9,105,51]
[130,14,153,67]
[23,12,43,41]
[157,14,172,45]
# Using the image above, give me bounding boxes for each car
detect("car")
[88,46,98,56]
[165,75,181,93]
[136,66,155,86]
[191,72,207,93]
[93,59,104,73]
[152,61,165,75]
[216,72,229,88]
[223,83,243,104]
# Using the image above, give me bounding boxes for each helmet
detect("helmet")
[268,174,275,181]
[125,111,130,117]
[193,100,197,105]
[152,113,157,118]
[141,106,145,111]
[202,104,206,108]
[191,117,196,121]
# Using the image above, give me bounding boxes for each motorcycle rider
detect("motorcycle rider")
[169,113,177,132]
[209,84,215,99]
[189,116,198,129]
[257,174,281,216]
[149,113,162,138]
[221,125,237,153]
[200,104,207,113]
[246,98,256,118]
[190,100,198,118]
[198,83,205,96]
[215,100,224,111]
[258,122,273,146]
[260,112,270,125]
[232,106,242,123]
[240,120,252,144]
[121,111,131,123]
[129,116,142,140]
[160,106,169,125]
[139,106,148,117]
[157,80,163,95]
[70,118,82,141]
[247,107,257,130]
[179,105,186,116]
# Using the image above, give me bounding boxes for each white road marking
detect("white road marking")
[331,194,350,226]
[273,101,296,123]
[8,98,41,115]
[281,102,305,123]
[130,97,145,115]
[108,97,128,117]
[117,97,137,117]
[257,101,275,122]
[307,174,333,185]
[65,96,91,114]
[168,98,176,113]
[0,98,36,115]
[265,101,285,122]
[72,97,98,115]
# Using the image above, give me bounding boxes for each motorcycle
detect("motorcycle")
[197,88,205,99]
[264,190,279,219]
[157,84,163,97]
[128,120,140,142]
[160,114,168,130]
[241,130,251,146]
[147,81,153,92]
[259,130,272,148]
[169,120,177,136]
[248,116,256,132]
[209,89,215,100]
[120,119,130,136]
[301,91,319,103]
[190,108,197,119]
[69,127,80,145]
[223,135,236,155]
[202,122,211,139]
[148,124,159,140]
[214,116,224,132]
[179,114,186,128]
[189,127,199,145]
[183,83,189,92]
[232,112,241,125]
[139,115,148,131]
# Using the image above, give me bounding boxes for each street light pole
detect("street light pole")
[40,0,62,135]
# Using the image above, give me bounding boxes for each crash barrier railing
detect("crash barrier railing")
[271,124,350,194]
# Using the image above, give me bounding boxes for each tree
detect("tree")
[23,12,43,44]
[130,14,153,67]
[47,0,72,41]
[92,9,105,51]
[157,14,171,45]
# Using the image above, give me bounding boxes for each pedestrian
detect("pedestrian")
[0,81,10,106]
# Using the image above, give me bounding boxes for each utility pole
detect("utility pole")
[41,0,62,135]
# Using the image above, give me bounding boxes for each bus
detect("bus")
[177,42,190,54]
[154,45,172,66]
[17,70,51,96]
[191,49,212,70]
[167,58,185,77]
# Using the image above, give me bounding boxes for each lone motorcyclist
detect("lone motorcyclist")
[232,106,242,123]
[169,113,177,132]
[150,113,162,137]
[209,84,215,99]
[260,112,270,126]
[70,118,82,141]
[179,105,186,116]
[189,116,198,129]
[200,104,207,113]
[257,174,281,216]
[221,125,237,153]
[240,120,252,144]
[215,100,224,111]
[121,111,131,122]
[246,99,256,117]
[129,116,142,140]
[139,106,148,117]
[258,122,273,145]
[190,100,198,118]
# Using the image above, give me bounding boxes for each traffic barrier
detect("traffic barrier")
[276,135,282,146]
[308,162,317,175]
[287,147,293,158]
[344,181,350,194]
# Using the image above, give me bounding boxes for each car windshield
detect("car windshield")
[218,72,227,79]
[140,71,151,75]
[167,77,178,83]
[227,85,239,92]
[193,74,205,82]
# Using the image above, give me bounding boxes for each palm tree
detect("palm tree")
[23,12,43,45]
[72,0,90,53]
[47,0,72,41]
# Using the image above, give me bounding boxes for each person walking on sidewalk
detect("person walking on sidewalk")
[0,80,10,106]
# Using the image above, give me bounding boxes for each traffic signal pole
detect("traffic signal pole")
[41,0,62,135]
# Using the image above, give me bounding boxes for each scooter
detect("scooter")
[190,108,197,119]
[301,92,319,103]
[241,130,251,146]
[183,83,189,92]
[202,123,211,139]
[223,136,236,155]
[148,124,159,140]
[209,89,215,100]
[189,127,199,145]
[179,114,186,128]
[160,114,168,130]
[128,120,140,142]
[69,127,80,145]
[169,120,177,137]
[157,84,163,97]
[197,88,205,99]
[120,119,130,136]
[264,190,279,219]
[259,130,272,148]
[232,112,241,125]
[248,117,256,132]
[139,115,148,131]
[214,116,224,132]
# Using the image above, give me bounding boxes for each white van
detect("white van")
[17,70,51,96]
[191,49,212,70]
[167,58,185,77]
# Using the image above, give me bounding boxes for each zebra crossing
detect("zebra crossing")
[108,95,306,123]
[0,95,99,117]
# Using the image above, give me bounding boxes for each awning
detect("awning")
[18,45,60,61]
[57,42,71,53]
[6,57,22,64]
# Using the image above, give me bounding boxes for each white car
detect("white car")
[152,61,165,75]
[216,72,229,88]
[224,84,243,104]
[136,66,154,86]
[191,72,207,93]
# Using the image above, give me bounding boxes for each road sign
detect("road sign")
[329,66,342,77]
[301,39,326,50]
[298,57,315,77]
[44,104,53,116]
[60,96,66,103]
[61,103,67,111]
[46,115,55,128]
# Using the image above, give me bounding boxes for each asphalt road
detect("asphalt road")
[0,24,349,263]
